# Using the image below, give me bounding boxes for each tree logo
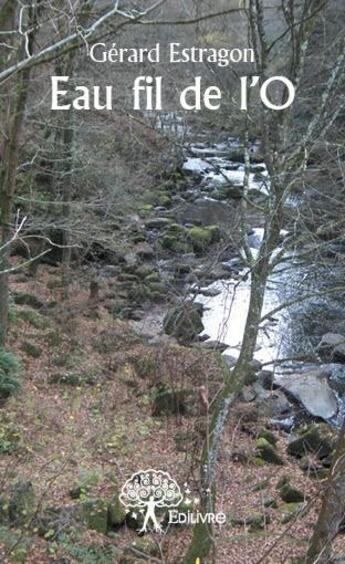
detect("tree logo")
[119,469,183,533]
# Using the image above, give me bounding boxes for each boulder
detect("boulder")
[278,502,306,524]
[108,495,127,527]
[8,480,36,526]
[274,368,338,420]
[258,429,277,447]
[198,340,228,352]
[278,482,305,503]
[77,499,109,534]
[13,292,45,309]
[187,225,220,253]
[255,437,283,465]
[287,423,335,459]
[177,199,236,228]
[317,333,345,362]
[230,511,271,531]
[120,539,160,562]
[240,386,257,403]
[299,456,329,479]
[253,388,292,419]
[152,389,198,416]
[163,302,204,341]
[134,242,154,259]
[223,354,237,368]
[145,218,172,230]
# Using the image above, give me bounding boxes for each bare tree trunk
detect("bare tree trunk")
[0,3,36,345]
[183,255,271,563]
[306,425,345,564]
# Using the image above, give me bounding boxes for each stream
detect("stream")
[179,133,345,427]
[140,113,345,426]
[183,139,291,365]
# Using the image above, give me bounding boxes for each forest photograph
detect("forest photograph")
[0,0,345,562]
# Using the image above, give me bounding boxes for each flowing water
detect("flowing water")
[183,140,292,364]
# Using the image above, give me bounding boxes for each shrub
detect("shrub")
[0,349,21,400]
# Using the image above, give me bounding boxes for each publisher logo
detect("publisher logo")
[119,469,183,533]
[119,468,226,534]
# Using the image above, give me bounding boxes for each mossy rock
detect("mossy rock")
[77,499,109,534]
[18,309,50,329]
[299,456,329,479]
[252,478,270,492]
[163,301,204,341]
[167,223,188,235]
[258,429,277,447]
[122,538,160,561]
[144,272,161,283]
[263,496,277,509]
[161,234,187,253]
[152,388,198,416]
[278,502,306,524]
[8,479,37,527]
[230,511,271,531]
[278,482,305,503]
[213,185,243,200]
[155,193,172,208]
[44,331,63,347]
[21,341,42,358]
[256,438,283,465]
[135,265,156,278]
[49,372,84,385]
[13,292,44,309]
[108,495,126,527]
[287,423,335,459]
[146,281,166,295]
[187,225,220,253]
[0,416,21,455]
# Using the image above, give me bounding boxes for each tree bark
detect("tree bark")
[0,3,36,345]
[306,425,345,564]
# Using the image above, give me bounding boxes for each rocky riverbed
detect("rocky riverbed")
[108,129,345,430]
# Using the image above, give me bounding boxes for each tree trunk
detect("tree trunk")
[0,4,35,345]
[306,425,345,564]
[183,259,269,563]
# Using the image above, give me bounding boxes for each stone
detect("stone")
[258,429,277,447]
[254,389,292,419]
[258,370,274,390]
[278,482,305,503]
[145,218,172,230]
[152,389,197,416]
[255,437,283,465]
[263,496,277,508]
[121,539,160,562]
[187,225,220,253]
[178,199,235,228]
[287,423,335,459]
[299,456,329,479]
[8,479,36,526]
[198,340,228,352]
[278,502,306,524]
[230,511,271,531]
[274,368,338,420]
[13,292,45,309]
[77,499,109,534]
[108,495,126,527]
[241,386,257,403]
[317,333,345,361]
[198,287,222,297]
[134,242,154,259]
[223,354,237,368]
[21,341,42,358]
[163,302,204,341]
